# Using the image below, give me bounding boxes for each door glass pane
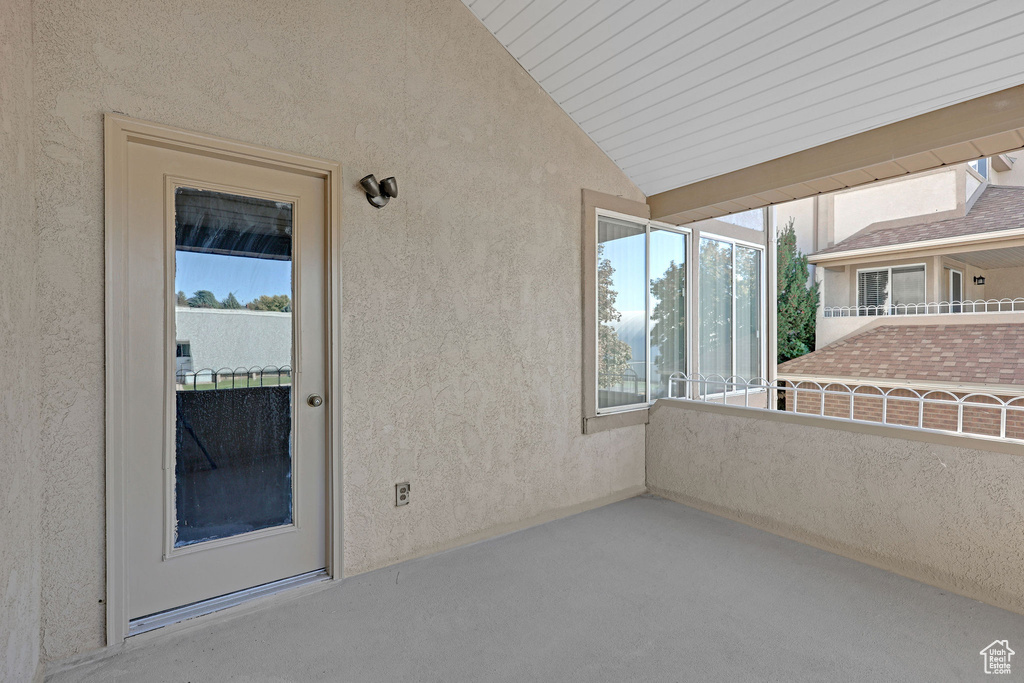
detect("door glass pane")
[891,265,925,314]
[699,237,733,394]
[649,228,686,399]
[597,216,646,410]
[735,246,761,381]
[173,188,294,547]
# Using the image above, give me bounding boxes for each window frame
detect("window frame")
[594,208,692,415]
[695,233,768,398]
[856,263,927,314]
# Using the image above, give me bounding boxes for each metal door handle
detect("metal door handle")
[307,394,323,407]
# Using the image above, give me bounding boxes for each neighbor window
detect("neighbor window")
[857,265,926,315]
[596,213,689,412]
[698,237,764,393]
[969,158,989,179]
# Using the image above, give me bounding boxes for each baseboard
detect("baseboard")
[646,486,1024,617]
[347,484,649,577]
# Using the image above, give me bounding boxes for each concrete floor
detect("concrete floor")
[51,496,1023,682]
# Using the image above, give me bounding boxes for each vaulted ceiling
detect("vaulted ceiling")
[463,0,1024,197]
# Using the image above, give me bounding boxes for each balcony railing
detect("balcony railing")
[823,298,1024,317]
[667,372,1024,444]
[176,365,292,391]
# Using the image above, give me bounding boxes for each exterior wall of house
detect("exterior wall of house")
[982,265,1024,302]
[830,168,958,244]
[174,308,292,374]
[646,400,1024,616]
[990,155,1024,185]
[0,0,42,680]
[30,0,646,662]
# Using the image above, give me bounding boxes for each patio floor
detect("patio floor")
[51,496,1023,682]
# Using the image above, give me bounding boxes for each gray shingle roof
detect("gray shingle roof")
[814,185,1024,256]
[777,323,1024,387]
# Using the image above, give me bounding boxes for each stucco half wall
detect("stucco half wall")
[646,400,1024,616]
[31,0,646,662]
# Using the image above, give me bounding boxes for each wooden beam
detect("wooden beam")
[648,85,1024,222]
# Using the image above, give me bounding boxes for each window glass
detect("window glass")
[716,208,764,231]
[735,246,761,380]
[649,228,687,400]
[173,187,294,547]
[858,270,888,315]
[891,265,925,313]
[699,238,733,387]
[597,216,647,410]
[969,158,989,179]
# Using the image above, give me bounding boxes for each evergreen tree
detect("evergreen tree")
[649,260,686,384]
[222,292,243,309]
[176,290,188,306]
[187,289,221,308]
[776,217,819,362]
[597,244,632,387]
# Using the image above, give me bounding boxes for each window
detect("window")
[857,265,926,315]
[175,342,191,358]
[698,237,764,392]
[596,213,689,412]
[969,158,989,179]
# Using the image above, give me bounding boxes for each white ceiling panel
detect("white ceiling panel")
[462,0,1024,195]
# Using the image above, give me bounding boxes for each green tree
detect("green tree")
[187,289,221,308]
[222,292,243,309]
[649,260,686,389]
[247,294,291,312]
[176,290,188,306]
[776,217,819,362]
[597,244,632,388]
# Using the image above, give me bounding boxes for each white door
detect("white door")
[950,269,963,313]
[122,140,328,622]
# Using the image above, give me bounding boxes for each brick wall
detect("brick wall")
[782,382,1024,440]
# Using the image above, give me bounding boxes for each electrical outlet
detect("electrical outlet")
[395,482,410,506]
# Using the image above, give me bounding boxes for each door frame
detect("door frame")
[104,114,343,645]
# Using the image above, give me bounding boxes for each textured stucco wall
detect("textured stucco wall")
[1,0,42,679]
[32,0,646,661]
[646,401,1024,615]
[174,308,292,373]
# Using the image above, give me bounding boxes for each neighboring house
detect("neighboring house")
[175,307,292,383]
[775,155,1024,435]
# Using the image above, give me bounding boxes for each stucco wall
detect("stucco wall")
[646,401,1024,615]
[31,0,646,662]
[982,265,1024,302]
[175,307,292,373]
[832,169,957,243]
[0,0,42,680]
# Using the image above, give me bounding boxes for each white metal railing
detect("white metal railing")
[823,298,1024,317]
[667,372,1024,444]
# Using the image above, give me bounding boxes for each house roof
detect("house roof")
[813,186,1024,257]
[777,323,1024,388]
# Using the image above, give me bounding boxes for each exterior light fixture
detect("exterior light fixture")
[974,275,986,285]
[359,174,398,208]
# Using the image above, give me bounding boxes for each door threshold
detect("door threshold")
[128,569,329,637]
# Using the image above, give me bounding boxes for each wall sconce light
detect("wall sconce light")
[974,275,986,286]
[360,174,398,208]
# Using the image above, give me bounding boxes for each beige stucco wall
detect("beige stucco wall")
[982,265,1024,302]
[831,169,957,243]
[31,0,646,663]
[646,401,1024,616]
[0,0,42,680]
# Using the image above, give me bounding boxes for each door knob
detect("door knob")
[307,394,323,407]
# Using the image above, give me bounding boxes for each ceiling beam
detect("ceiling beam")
[648,85,1024,223]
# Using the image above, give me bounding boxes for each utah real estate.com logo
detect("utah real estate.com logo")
[980,640,1014,675]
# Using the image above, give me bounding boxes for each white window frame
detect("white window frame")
[856,263,927,315]
[594,208,691,415]
[696,233,768,398]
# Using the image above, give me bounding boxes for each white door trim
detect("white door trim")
[104,114,343,645]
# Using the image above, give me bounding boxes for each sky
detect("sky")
[602,229,687,313]
[175,251,292,304]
